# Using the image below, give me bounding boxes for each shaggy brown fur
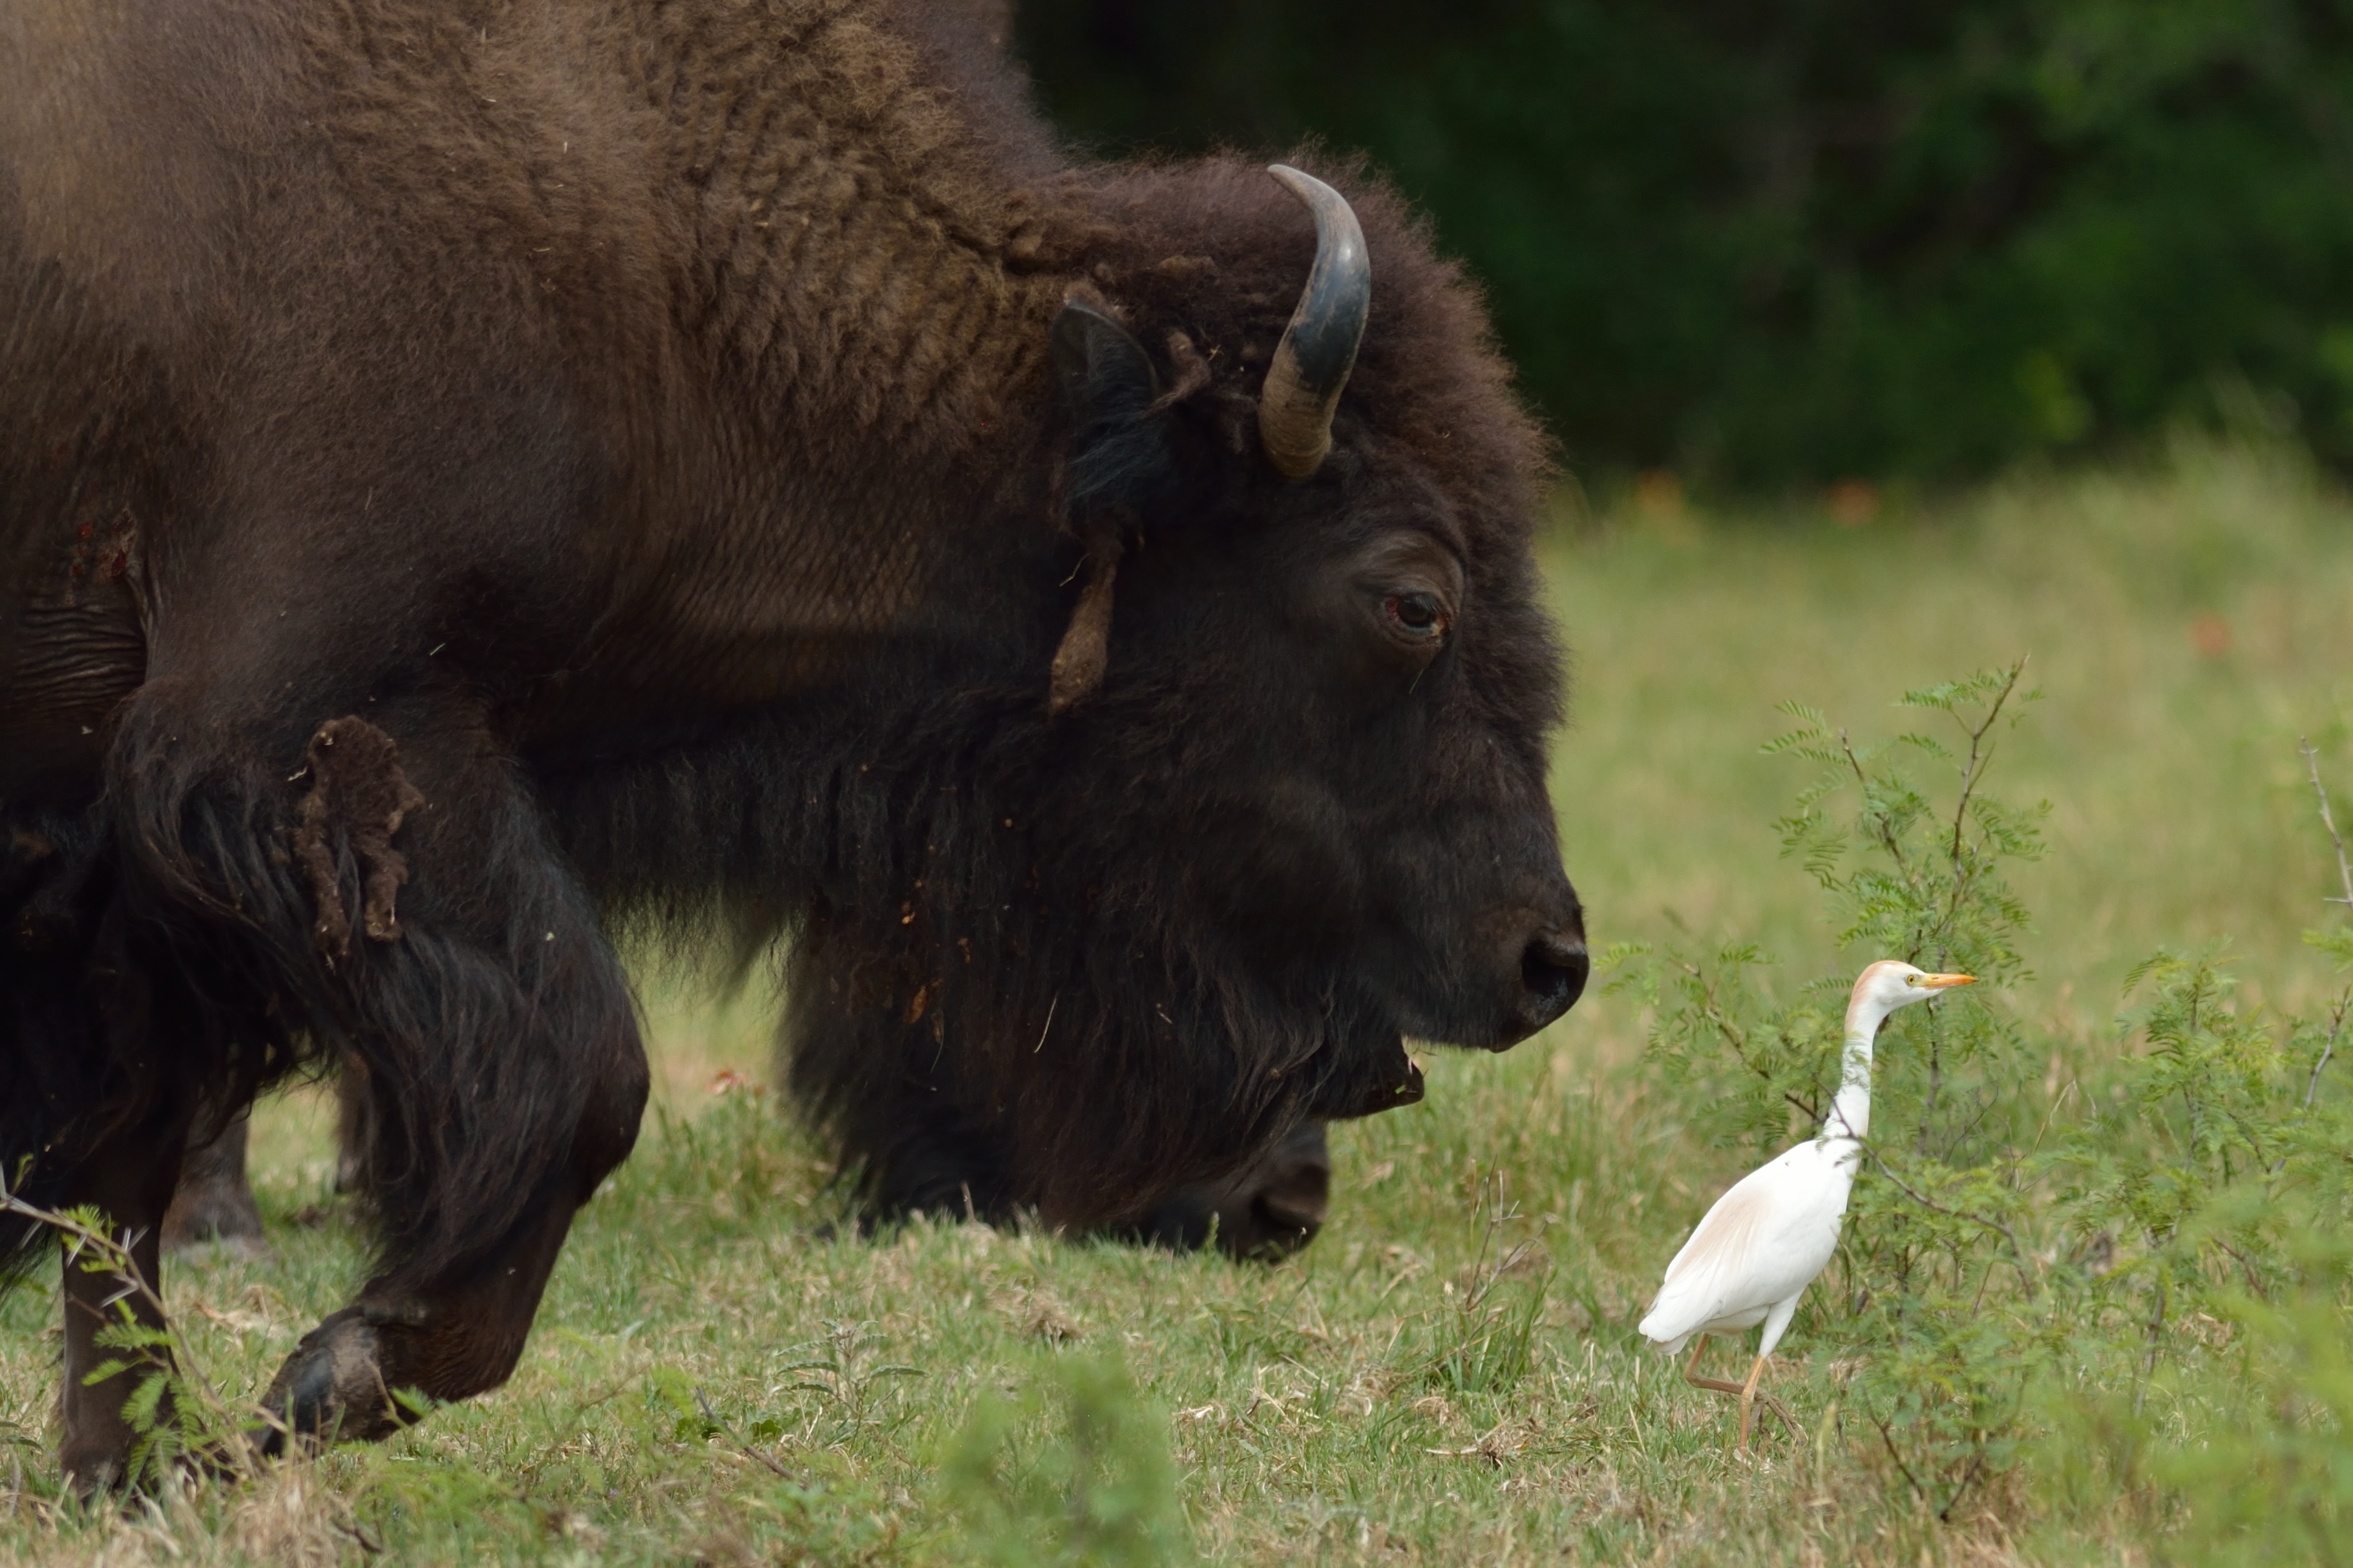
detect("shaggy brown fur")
[0,0,1584,1487]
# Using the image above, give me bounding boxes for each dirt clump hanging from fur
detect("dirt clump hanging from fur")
[290,716,427,960]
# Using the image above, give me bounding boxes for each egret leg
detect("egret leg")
[1736,1355,1762,1451]
[1680,1335,1748,1397]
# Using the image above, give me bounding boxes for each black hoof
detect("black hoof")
[255,1306,408,1450]
[59,1447,132,1500]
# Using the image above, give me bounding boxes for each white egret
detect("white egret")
[1638,959,1976,1450]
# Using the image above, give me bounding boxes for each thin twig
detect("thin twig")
[1948,660,2027,867]
[1868,1407,1928,1505]
[2029,1078,2080,1157]
[2274,992,2351,1178]
[336,1520,386,1556]
[1860,1144,2038,1301]
[2305,995,2348,1112]
[2211,1235,2267,1299]
[2282,741,2353,1169]
[1839,729,1909,873]
[1917,661,2028,1145]
[1674,956,1822,1122]
[2302,739,2353,906]
[1940,1449,1988,1522]
[2135,1277,2168,1417]
[693,1388,792,1478]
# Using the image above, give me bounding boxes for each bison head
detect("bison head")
[783,160,1583,1231]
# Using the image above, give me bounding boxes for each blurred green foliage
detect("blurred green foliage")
[941,1355,1187,1567]
[1018,1,2353,488]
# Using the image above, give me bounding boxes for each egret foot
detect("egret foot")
[1681,1337,1797,1452]
[1734,1354,1799,1452]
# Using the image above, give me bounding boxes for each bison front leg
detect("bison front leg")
[109,692,648,1454]
[255,1040,644,1447]
[59,1120,189,1494]
[261,727,646,1448]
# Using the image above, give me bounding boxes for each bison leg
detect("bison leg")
[162,1109,269,1259]
[251,865,646,1443]
[254,1035,644,1448]
[107,691,648,1453]
[59,1118,189,1494]
[1137,1122,1333,1260]
[165,1052,370,1259]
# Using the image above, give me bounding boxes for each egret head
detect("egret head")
[1848,959,1976,1034]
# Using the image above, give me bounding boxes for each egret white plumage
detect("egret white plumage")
[1638,959,1975,1450]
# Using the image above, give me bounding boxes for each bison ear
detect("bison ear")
[1052,298,1159,415]
[1051,300,1172,516]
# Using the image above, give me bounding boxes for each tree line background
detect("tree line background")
[1016,0,2353,491]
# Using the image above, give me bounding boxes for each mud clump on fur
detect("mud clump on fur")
[290,717,427,961]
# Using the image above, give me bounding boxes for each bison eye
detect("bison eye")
[1384,592,1449,639]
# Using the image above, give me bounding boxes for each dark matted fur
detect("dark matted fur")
[0,0,1578,1333]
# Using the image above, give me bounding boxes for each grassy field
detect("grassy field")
[6,439,2353,1564]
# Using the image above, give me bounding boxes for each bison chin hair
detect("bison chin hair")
[564,669,1417,1235]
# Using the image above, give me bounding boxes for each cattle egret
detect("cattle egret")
[1638,959,1975,1450]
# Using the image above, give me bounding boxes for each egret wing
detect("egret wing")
[1639,1142,1855,1352]
[1638,1167,1776,1350]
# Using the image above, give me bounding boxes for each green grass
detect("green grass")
[6,439,2353,1564]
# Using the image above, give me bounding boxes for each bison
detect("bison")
[0,0,1585,1488]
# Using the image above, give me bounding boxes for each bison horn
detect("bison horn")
[1257,165,1370,481]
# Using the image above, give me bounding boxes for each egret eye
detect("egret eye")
[1384,592,1448,638]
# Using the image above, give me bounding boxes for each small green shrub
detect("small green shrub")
[940,1354,1187,1568]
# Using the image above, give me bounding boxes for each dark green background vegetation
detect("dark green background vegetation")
[1018,0,2353,488]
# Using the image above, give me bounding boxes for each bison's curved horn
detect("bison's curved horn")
[1257,165,1370,481]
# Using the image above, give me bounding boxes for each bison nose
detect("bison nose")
[1513,928,1589,1037]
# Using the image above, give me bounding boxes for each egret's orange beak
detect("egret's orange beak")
[1919,972,1976,989]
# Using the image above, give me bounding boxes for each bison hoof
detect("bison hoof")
[1141,1123,1333,1260]
[59,1442,132,1499]
[162,1175,273,1262]
[254,1307,408,1450]
[162,1220,273,1264]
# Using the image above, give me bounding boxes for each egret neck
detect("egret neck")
[1828,1003,1882,1142]
[1828,965,1978,1141]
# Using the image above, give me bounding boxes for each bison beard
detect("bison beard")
[0,0,1582,1487]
